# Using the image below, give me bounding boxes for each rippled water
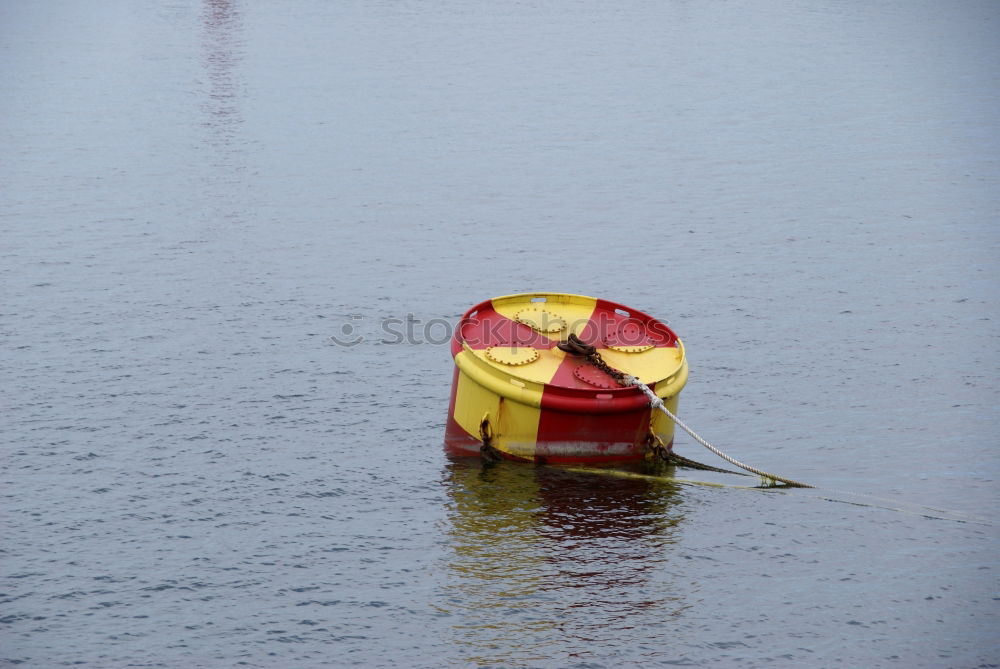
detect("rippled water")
[3,1,999,666]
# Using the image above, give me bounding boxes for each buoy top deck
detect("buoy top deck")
[451,293,686,402]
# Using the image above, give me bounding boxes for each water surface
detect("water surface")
[2,1,998,666]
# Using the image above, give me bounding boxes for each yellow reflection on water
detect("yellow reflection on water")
[441,459,689,665]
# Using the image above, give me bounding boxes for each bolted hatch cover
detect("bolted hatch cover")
[573,363,619,389]
[604,320,655,352]
[485,346,540,366]
[514,307,566,333]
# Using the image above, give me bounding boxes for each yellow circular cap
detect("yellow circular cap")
[514,308,566,333]
[485,346,540,366]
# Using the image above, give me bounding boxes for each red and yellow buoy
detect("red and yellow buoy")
[444,293,688,464]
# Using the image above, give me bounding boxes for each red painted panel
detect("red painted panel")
[592,298,676,347]
[535,403,651,450]
[456,302,557,351]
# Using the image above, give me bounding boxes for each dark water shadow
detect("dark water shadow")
[201,0,243,151]
[199,0,249,229]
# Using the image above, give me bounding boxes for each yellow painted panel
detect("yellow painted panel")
[453,365,501,439]
[651,392,681,444]
[453,351,541,461]
[597,345,684,384]
[493,398,540,461]
[455,347,546,407]
[491,294,598,342]
[481,294,598,386]
[469,346,566,386]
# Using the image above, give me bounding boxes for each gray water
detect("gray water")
[2,1,999,667]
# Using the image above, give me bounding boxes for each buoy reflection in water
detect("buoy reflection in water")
[441,459,688,665]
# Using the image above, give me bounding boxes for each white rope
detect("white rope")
[623,375,813,488]
[559,465,991,525]
[620,376,995,523]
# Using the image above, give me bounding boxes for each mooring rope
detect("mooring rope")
[556,333,812,488]
[626,375,992,523]
[475,333,992,524]
[665,449,749,476]
[557,465,991,525]
[515,334,992,522]
[623,374,813,488]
